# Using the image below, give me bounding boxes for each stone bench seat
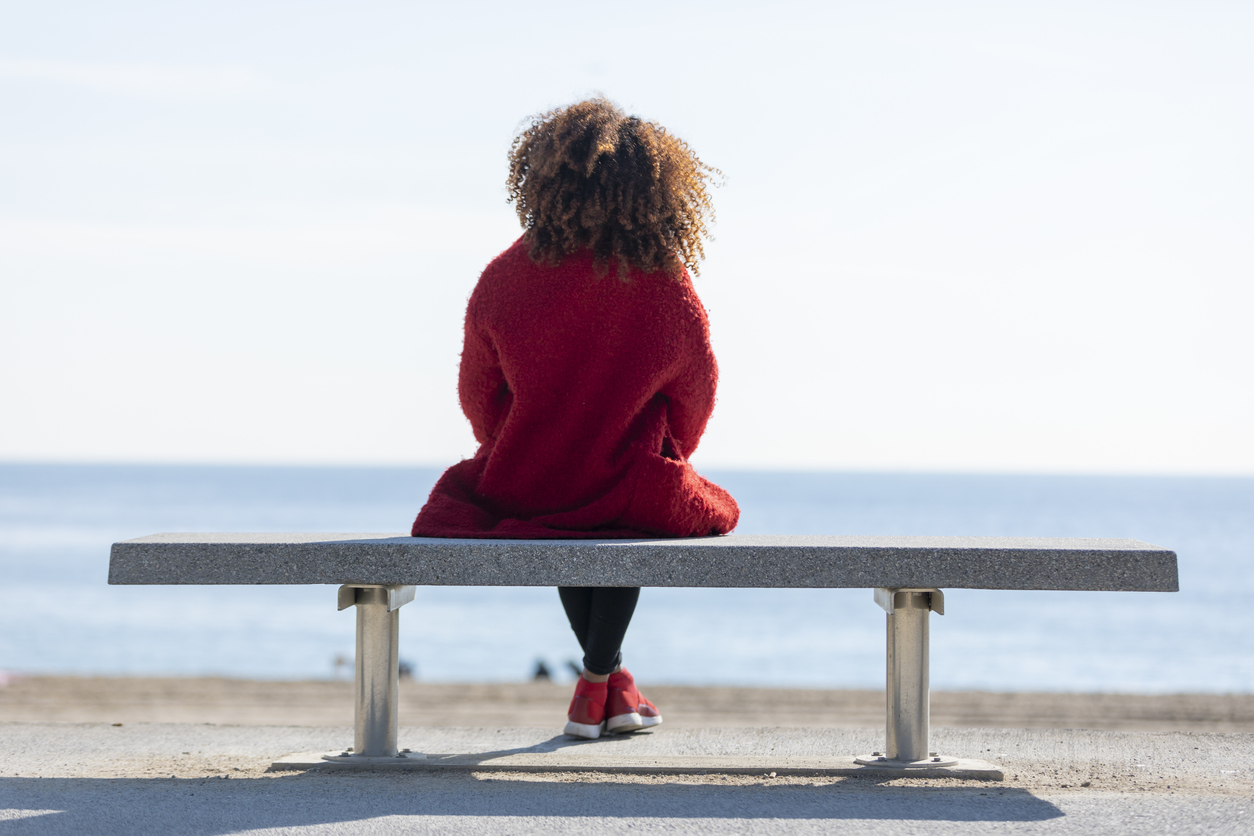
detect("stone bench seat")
[109,533,1178,774]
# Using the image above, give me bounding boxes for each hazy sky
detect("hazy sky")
[2,1,1251,473]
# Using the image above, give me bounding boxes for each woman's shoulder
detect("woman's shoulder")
[468,238,534,313]
[472,238,705,321]
[633,262,708,323]
[479,236,533,279]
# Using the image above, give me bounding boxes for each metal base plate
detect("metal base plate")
[855,754,959,769]
[319,750,427,767]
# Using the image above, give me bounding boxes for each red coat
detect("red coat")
[411,238,739,539]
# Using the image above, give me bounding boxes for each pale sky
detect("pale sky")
[2,0,1251,474]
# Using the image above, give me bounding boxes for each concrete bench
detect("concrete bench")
[109,534,1178,773]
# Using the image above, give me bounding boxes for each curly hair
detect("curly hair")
[507,98,719,278]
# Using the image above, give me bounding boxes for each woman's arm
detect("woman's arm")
[457,307,511,446]
[660,297,719,460]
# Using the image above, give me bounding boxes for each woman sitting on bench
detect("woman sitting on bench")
[412,97,739,739]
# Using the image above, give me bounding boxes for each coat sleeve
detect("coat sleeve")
[457,295,511,446]
[659,290,719,460]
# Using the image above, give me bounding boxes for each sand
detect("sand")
[2,676,1251,731]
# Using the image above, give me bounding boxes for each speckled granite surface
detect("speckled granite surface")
[109,534,1177,591]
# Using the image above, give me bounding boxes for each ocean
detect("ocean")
[0,463,1250,692]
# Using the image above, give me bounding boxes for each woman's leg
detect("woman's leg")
[558,586,640,677]
[557,586,592,653]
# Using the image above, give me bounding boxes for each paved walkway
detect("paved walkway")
[1,723,1250,834]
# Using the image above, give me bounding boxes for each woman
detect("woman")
[412,98,738,738]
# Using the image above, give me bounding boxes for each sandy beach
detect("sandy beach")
[2,676,1250,731]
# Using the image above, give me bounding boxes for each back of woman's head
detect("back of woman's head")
[507,97,719,278]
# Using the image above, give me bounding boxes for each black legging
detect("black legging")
[558,586,640,676]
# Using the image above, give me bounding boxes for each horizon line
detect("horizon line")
[1,457,1251,480]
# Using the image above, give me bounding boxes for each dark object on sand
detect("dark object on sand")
[532,660,552,682]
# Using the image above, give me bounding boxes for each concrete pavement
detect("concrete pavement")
[1,722,1250,834]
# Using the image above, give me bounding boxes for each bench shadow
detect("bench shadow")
[0,774,1063,833]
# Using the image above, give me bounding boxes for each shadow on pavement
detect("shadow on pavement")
[0,773,1062,833]
[410,731,658,765]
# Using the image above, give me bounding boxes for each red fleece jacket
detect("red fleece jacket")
[411,238,739,539]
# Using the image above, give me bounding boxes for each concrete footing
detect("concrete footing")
[270,749,1004,779]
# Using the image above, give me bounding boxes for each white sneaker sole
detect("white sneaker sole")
[606,712,663,733]
[564,719,604,739]
[606,712,643,733]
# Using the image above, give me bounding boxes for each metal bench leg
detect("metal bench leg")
[322,584,425,765]
[857,588,956,769]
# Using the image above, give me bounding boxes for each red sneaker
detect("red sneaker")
[606,668,663,733]
[564,677,608,739]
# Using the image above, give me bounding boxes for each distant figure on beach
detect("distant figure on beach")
[412,97,738,739]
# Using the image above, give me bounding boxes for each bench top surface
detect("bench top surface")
[109,533,1178,591]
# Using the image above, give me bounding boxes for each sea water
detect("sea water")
[0,463,1250,692]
